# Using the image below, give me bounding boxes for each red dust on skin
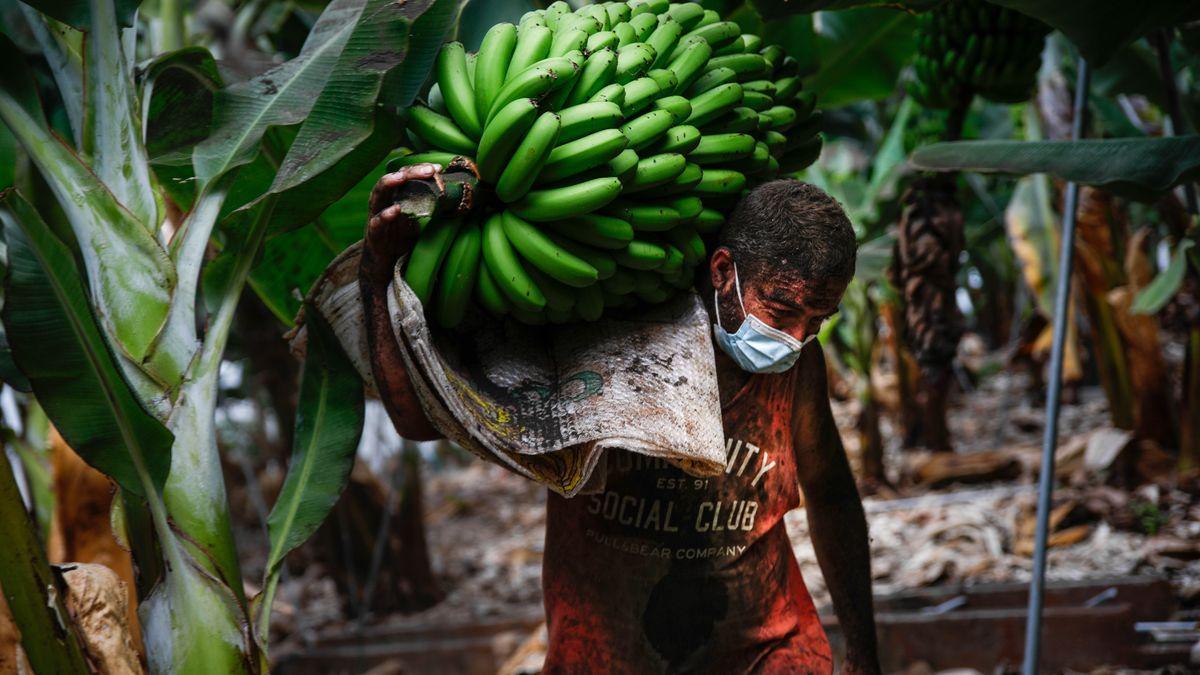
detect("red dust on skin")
[708,246,848,344]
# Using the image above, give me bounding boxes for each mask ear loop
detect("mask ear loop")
[714,262,748,330]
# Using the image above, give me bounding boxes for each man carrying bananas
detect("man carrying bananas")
[364,165,879,674]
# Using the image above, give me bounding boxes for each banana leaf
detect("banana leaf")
[987,0,1200,67]
[749,0,940,19]
[16,0,138,30]
[0,189,173,497]
[805,8,918,108]
[141,46,223,165]
[910,136,1200,201]
[256,304,363,639]
[1132,239,1196,315]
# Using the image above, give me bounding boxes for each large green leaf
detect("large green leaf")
[15,0,138,30]
[749,0,940,19]
[191,0,372,190]
[378,0,462,111]
[0,458,90,673]
[805,8,918,108]
[910,136,1200,201]
[140,46,223,165]
[726,3,818,76]
[0,34,175,376]
[17,5,84,146]
[257,304,363,638]
[987,0,1200,67]
[0,189,173,497]
[84,0,160,231]
[1132,239,1196,315]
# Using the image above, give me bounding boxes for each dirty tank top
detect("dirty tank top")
[541,368,833,674]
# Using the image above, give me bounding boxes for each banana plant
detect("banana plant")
[0,0,459,670]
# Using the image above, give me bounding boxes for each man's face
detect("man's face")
[710,247,848,344]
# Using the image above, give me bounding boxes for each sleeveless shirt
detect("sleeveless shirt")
[541,367,833,674]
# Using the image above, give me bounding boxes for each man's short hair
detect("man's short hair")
[717,180,857,282]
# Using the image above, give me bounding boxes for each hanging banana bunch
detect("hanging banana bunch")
[395,0,822,327]
[908,0,1051,110]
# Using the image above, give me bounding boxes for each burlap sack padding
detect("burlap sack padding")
[305,243,725,497]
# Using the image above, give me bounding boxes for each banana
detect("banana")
[621,76,663,116]
[760,105,797,130]
[545,213,634,249]
[687,132,756,164]
[687,66,736,96]
[712,34,748,57]
[387,150,461,171]
[434,221,483,328]
[518,10,545,31]
[485,58,565,124]
[537,128,628,184]
[605,201,682,231]
[777,55,800,77]
[624,153,687,192]
[774,76,802,102]
[601,267,637,294]
[588,82,626,107]
[667,2,705,30]
[526,266,576,311]
[542,50,586,110]
[565,48,618,107]
[704,53,768,80]
[634,270,671,303]
[693,168,746,196]
[684,21,741,51]
[510,305,548,324]
[658,161,703,194]
[664,225,704,266]
[551,29,588,58]
[574,283,605,321]
[646,68,679,94]
[629,12,659,41]
[495,111,560,202]
[741,79,776,97]
[616,42,657,83]
[615,240,668,270]
[652,124,701,154]
[728,140,770,173]
[779,136,822,173]
[551,235,617,280]
[404,217,463,304]
[406,105,477,155]
[789,109,823,140]
[652,95,692,123]
[760,44,784,71]
[613,22,637,47]
[474,24,518,123]
[605,2,630,26]
[558,101,624,143]
[693,207,725,233]
[482,212,546,311]
[686,82,743,126]
[666,37,712,93]
[646,19,683,69]
[620,108,676,150]
[511,176,624,222]
[476,97,539,183]
[694,9,720,29]
[668,195,704,223]
[586,30,618,52]
[658,244,684,274]
[740,91,772,111]
[427,82,448,114]
[702,106,759,134]
[508,24,553,81]
[475,257,511,315]
[502,210,599,287]
[741,34,764,53]
[792,91,817,119]
[544,0,570,30]
[607,148,640,183]
[561,13,602,36]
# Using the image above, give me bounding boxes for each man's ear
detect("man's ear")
[710,247,735,292]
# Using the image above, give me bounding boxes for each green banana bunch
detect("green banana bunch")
[397,0,824,327]
[908,0,1051,110]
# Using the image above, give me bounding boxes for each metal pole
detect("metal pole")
[1151,29,1199,215]
[1021,55,1090,675]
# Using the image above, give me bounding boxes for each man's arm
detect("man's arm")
[359,164,443,441]
[792,343,880,674]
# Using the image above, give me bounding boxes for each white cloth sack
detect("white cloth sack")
[302,242,726,497]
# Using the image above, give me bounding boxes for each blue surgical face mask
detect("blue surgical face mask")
[713,264,814,374]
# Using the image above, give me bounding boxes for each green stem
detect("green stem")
[1181,328,1200,474]
[158,0,185,52]
[0,455,90,673]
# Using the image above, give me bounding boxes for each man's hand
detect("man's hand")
[358,163,444,441]
[362,163,444,285]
